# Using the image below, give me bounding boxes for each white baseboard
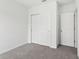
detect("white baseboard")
[0,42,28,55]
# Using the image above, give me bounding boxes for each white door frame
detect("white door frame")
[74,9,78,48]
[29,13,58,48]
[58,11,78,48]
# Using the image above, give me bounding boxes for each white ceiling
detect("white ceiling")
[16,0,75,9]
[58,0,75,4]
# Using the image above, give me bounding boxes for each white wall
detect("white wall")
[60,2,76,13]
[76,0,79,57]
[0,0,28,54]
[28,1,58,48]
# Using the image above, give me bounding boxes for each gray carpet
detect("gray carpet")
[0,43,78,59]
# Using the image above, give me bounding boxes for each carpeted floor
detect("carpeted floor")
[0,43,78,59]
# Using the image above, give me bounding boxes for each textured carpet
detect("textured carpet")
[0,43,78,59]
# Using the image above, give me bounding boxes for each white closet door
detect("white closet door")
[31,14,51,46]
[61,13,74,47]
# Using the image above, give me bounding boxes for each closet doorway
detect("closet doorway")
[60,11,77,48]
[31,14,52,47]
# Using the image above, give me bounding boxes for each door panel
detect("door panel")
[31,14,51,46]
[61,13,74,47]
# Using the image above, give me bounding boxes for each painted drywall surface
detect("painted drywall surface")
[57,3,61,46]
[28,1,58,48]
[16,0,74,9]
[16,0,56,9]
[60,2,76,13]
[0,0,28,54]
[78,9,79,57]
[76,0,79,57]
